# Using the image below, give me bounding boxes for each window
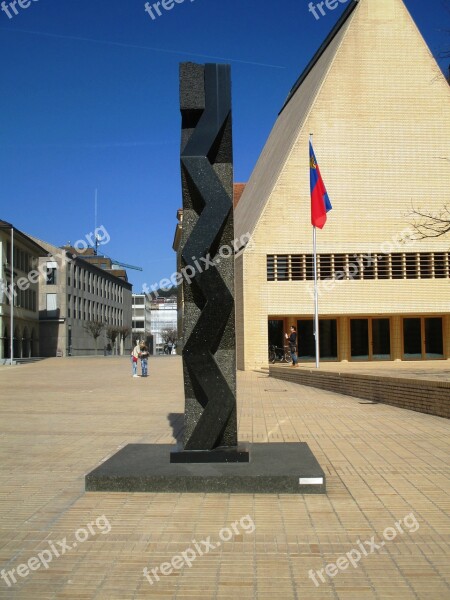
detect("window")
[46,293,57,318]
[267,256,275,281]
[266,252,449,282]
[276,256,289,281]
[68,295,71,318]
[351,319,369,360]
[334,254,346,280]
[268,320,284,348]
[377,253,390,279]
[362,254,376,280]
[391,253,403,279]
[319,255,332,280]
[46,261,57,285]
[403,318,422,359]
[419,253,432,279]
[296,319,338,361]
[434,253,447,279]
[405,254,417,279]
[403,317,444,359]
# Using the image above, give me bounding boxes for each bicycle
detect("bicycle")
[268,344,292,364]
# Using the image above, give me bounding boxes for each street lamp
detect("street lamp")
[68,324,72,356]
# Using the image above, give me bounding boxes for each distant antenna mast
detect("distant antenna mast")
[94,188,98,254]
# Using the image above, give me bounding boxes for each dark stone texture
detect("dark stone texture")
[170,445,249,464]
[179,63,237,454]
[85,443,326,494]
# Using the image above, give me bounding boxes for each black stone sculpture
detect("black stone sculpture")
[171,63,248,463]
[85,62,326,493]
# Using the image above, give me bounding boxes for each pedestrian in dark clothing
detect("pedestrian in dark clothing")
[285,326,298,367]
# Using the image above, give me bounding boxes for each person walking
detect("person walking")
[140,343,149,377]
[285,325,298,367]
[131,342,140,377]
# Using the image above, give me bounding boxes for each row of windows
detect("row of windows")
[269,316,445,360]
[267,252,450,281]
[6,245,35,273]
[4,288,37,312]
[66,295,124,325]
[66,263,123,302]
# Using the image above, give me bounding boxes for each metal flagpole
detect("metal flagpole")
[310,133,320,369]
[313,225,320,369]
[10,227,14,366]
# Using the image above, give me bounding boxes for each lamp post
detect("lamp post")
[68,324,72,356]
[10,227,14,366]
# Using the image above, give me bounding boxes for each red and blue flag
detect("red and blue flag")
[310,142,332,229]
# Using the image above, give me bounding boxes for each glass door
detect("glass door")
[372,318,391,360]
[350,319,369,360]
[403,317,444,359]
[425,318,443,359]
[351,318,391,361]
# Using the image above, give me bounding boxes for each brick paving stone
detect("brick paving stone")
[0,356,449,599]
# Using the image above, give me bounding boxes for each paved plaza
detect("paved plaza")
[0,357,449,599]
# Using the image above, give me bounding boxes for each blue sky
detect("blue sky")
[0,0,448,292]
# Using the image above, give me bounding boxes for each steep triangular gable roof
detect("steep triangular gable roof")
[235,1,359,241]
[280,0,359,114]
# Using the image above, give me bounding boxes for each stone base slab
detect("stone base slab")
[85,442,326,494]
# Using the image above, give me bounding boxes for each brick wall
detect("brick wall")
[269,366,450,419]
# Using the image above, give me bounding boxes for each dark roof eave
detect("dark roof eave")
[279,0,359,115]
[0,221,48,255]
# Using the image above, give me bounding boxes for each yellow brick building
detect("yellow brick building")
[235,0,450,370]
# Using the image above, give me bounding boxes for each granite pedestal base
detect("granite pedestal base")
[170,445,250,464]
[85,443,326,494]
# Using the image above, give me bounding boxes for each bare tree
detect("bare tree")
[115,325,131,356]
[84,320,105,355]
[161,328,178,345]
[106,326,120,354]
[118,326,131,343]
[407,203,450,241]
[407,154,450,241]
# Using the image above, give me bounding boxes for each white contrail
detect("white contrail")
[0,140,177,149]
[1,28,286,69]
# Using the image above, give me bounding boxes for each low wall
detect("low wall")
[269,366,450,419]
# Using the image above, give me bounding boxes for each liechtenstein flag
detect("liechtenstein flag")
[310,141,332,229]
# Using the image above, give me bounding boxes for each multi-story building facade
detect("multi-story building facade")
[149,297,177,354]
[30,237,133,357]
[0,221,45,361]
[235,0,450,369]
[132,293,152,347]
